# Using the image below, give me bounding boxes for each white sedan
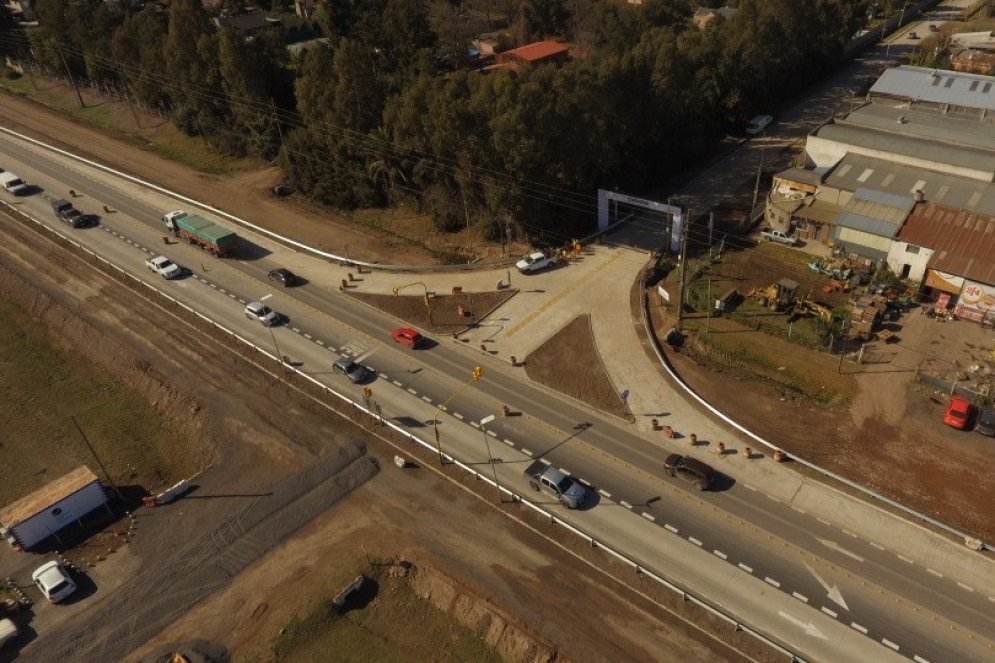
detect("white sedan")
[32,561,77,603]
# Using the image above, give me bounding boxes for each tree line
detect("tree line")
[0,0,863,244]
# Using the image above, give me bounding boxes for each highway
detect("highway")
[2,126,994,662]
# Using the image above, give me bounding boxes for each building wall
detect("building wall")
[8,481,108,549]
[835,226,892,259]
[886,241,933,281]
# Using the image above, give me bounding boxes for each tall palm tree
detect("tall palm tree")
[367,126,407,210]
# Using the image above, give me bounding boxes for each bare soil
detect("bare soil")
[346,289,517,335]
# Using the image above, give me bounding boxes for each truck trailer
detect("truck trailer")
[163,210,239,257]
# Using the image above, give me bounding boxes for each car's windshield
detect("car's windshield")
[555,477,573,493]
[49,580,70,594]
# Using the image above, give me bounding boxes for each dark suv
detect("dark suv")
[52,198,86,228]
[664,454,717,490]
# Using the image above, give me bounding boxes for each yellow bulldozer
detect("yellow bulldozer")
[747,278,799,311]
[789,299,836,323]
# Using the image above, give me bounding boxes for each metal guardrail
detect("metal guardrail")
[639,288,991,552]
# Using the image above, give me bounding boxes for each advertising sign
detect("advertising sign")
[955,278,995,323]
[924,269,964,294]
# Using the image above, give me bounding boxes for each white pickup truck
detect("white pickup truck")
[516,251,558,274]
[145,255,182,279]
[760,228,800,246]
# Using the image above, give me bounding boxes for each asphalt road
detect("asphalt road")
[2,131,994,662]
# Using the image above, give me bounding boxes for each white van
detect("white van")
[745,114,773,136]
[0,172,29,195]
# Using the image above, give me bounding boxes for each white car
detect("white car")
[0,618,18,648]
[516,251,558,273]
[745,114,773,135]
[32,561,77,603]
[145,255,182,279]
[244,301,279,326]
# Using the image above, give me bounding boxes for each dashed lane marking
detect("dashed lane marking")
[469,421,480,428]
[453,413,464,420]
[792,592,808,603]
[503,439,514,446]
[882,639,899,651]
[522,448,533,457]
[957,582,974,592]
[791,506,805,514]
[642,512,655,522]
[821,607,837,618]
[869,542,884,550]
[816,517,831,526]
[421,396,432,403]
[713,550,727,560]
[620,501,632,509]
[926,568,942,578]
[842,529,857,538]
[303,333,312,340]
[664,524,678,533]
[598,489,611,498]
[738,563,753,573]
[392,380,402,387]
[406,388,417,395]
[688,537,702,547]
[850,623,867,634]
[764,577,780,588]
[744,484,757,491]
[315,340,323,346]
[914,655,931,663]
[897,554,914,564]
[487,430,497,437]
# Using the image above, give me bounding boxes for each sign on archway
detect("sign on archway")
[597,189,683,252]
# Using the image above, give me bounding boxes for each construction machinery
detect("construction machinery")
[789,299,836,323]
[747,279,798,311]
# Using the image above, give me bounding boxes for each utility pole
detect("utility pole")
[270,97,286,157]
[705,278,712,333]
[676,207,691,331]
[70,415,123,499]
[666,196,673,254]
[55,43,84,108]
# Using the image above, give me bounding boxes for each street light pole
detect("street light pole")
[751,129,767,212]
[432,366,484,464]
[480,415,502,502]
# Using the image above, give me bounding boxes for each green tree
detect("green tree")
[366,126,408,208]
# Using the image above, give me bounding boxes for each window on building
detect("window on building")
[794,219,809,230]
[905,245,920,254]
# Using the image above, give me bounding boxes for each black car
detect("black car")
[333,357,369,383]
[664,454,718,490]
[268,268,299,286]
[976,408,995,437]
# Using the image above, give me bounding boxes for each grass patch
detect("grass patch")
[0,297,203,504]
[271,568,502,663]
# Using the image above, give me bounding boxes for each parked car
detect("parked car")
[975,407,995,436]
[929,24,939,32]
[745,114,773,135]
[333,357,369,383]
[943,395,973,430]
[0,618,18,649]
[664,454,718,490]
[267,268,299,287]
[760,227,800,246]
[244,301,280,326]
[32,561,77,603]
[392,327,424,348]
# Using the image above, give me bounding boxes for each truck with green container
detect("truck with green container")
[163,210,239,257]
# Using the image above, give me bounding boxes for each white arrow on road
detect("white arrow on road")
[817,537,865,562]
[778,610,828,639]
[804,561,850,611]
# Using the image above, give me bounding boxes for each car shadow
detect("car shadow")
[234,240,272,261]
[57,570,97,605]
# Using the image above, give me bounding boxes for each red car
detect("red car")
[392,327,424,348]
[943,395,973,430]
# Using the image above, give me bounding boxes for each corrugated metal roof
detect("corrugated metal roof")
[813,122,995,176]
[834,187,913,237]
[869,65,995,111]
[0,466,100,527]
[823,153,995,216]
[839,103,995,151]
[899,203,995,283]
[503,41,568,62]
[773,167,823,186]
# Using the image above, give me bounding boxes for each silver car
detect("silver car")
[333,357,369,383]
[244,301,279,326]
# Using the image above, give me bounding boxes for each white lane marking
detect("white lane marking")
[218,289,227,295]
[407,388,417,395]
[503,439,514,447]
[469,421,479,428]
[897,554,914,564]
[957,582,974,592]
[767,495,781,504]
[392,380,403,387]
[210,283,218,289]
[869,542,885,550]
[850,622,868,634]
[816,517,831,526]
[765,577,781,588]
[316,340,324,346]
[558,468,571,475]
[777,611,826,639]
[842,529,857,538]
[303,333,312,340]
[521,448,533,456]
[487,430,497,437]
[803,561,850,611]
[738,563,753,573]
[821,607,837,618]
[744,484,757,491]
[713,550,727,560]
[913,655,931,663]
[260,294,272,301]
[926,568,942,578]
[816,538,865,562]
[792,592,808,603]
[598,489,611,498]
[453,413,464,420]
[620,500,632,509]
[355,349,377,362]
[688,537,702,547]
[882,639,899,651]
[421,396,432,403]
[791,506,806,514]
[664,524,678,533]
[340,346,348,351]
[642,512,655,522]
